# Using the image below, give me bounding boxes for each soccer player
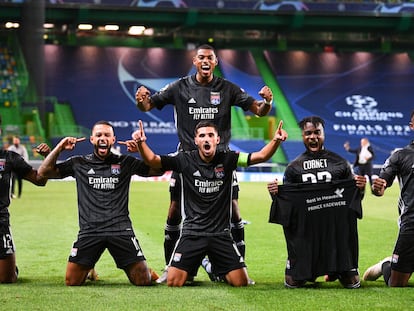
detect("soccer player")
[362,110,414,287]
[130,119,287,286]
[135,44,274,282]
[0,116,49,283]
[38,120,161,286]
[267,116,366,289]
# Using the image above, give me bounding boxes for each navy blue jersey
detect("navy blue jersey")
[160,150,240,236]
[57,153,151,238]
[0,150,32,224]
[150,75,255,151]
[379,141,414,233]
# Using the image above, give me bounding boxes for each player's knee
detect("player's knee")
[0,274,17,283]
[130,276,152,286]
[125,262,153,286]
[225,269,248,287]
[65,276,84,286]
[284,275,306,288]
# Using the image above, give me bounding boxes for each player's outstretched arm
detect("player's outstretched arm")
[118,140,139,153]
[249,120,287,165]
[38,137,85,178]
[135,120,162,168]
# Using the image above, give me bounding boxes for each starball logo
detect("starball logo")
[333,95,409,136]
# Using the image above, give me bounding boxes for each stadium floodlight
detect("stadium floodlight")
[5,22,19,29]
[128,26,146,35]
[104,25,119,31]
[78,24,93,30]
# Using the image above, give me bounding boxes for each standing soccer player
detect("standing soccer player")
[135,44,274,283]
[38,120,161,286]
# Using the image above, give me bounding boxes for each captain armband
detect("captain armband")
[237,152,251,167]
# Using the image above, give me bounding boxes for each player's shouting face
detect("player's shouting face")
[194,125,220,162]
[302,121,325,153]
[90,123,116,160]
[193,48,217,84]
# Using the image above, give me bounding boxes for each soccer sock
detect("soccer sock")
[164,223,181,265]
[231,219,245,258]
[382,260,392,285]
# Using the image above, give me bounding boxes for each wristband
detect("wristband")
[264,99,273,106]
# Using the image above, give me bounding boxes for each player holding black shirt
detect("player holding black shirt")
[267,116,366,288]
[130,119,287,286]
[135,44,273,282]
[0,115,49,283]
[363,110,414,287]
[38,120,161,286]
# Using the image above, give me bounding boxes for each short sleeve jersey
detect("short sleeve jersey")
[56,153,151,237]
[160,150,239,236]
[150,75,255,151]
[0,150,32,224]
[379,141,414,233]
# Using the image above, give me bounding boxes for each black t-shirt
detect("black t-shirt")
[160,150,239,236]
[151,75,255,151]
[270,179,362,280]
[275,149,361,280]
[379,141,414,233]
[57,153,151,237]
[0,150,32,224]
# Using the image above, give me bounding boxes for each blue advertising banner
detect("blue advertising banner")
[45,46,414,165]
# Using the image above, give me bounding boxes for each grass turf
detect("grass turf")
[1,180,411,311]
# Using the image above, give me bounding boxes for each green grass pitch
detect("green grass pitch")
[1,180,412,310]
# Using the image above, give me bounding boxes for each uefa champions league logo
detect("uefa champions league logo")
[345,95,378,110]
[333,94,407,136]
[336,94,403,122]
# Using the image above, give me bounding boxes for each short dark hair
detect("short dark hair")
[92,120,114,132]
[298,116,325,130]
[194,121,218,136]
[196,44,215,52]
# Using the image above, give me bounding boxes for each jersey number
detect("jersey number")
[302,171,332,183]
[2,233,13,251]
